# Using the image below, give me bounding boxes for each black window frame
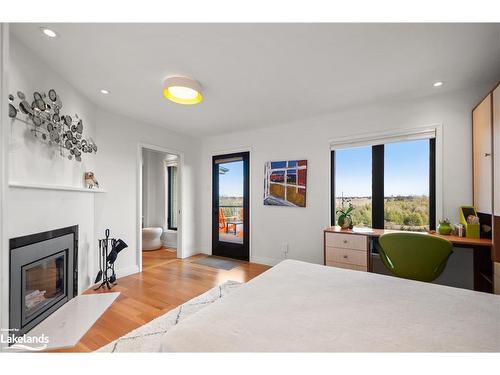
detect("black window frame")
[167,165,178,231]
[331,138,436,230]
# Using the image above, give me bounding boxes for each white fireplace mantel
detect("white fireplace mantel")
[8,181,107,193]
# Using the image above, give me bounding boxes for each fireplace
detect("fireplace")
[10,226,78,337]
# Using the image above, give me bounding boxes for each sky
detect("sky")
[335,139,430,197]
[218,160,244,197]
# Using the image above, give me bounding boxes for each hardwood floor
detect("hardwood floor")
[53,249,270,352]
[142,246,177,269]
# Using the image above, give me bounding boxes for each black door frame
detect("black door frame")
[212,151,250,261]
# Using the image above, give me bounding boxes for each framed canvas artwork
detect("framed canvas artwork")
[263,160,307,207]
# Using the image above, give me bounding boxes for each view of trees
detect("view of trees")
[336,195,430,231]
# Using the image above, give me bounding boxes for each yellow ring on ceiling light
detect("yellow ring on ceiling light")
[163,87,203,105]
[163,76,204,105]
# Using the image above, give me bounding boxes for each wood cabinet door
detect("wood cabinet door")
[473,94,492,214]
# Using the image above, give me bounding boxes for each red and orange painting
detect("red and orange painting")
[263,160,307,207]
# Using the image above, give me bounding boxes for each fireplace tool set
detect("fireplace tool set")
[94,229,128,290]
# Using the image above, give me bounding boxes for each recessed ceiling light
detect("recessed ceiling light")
[433,81,444,87]
[163,76,203,105]
[41,27,57,38]
[100,89,110,95]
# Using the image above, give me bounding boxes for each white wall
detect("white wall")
[94,109,200,275]
[5,36,98,292]
[1,23,11,351]
[142,148,166,228]
[8,38,97,187]
[1,34,201,338]
[199,85,493,266]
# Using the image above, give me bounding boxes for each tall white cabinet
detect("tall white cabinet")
[473,83,500,294]
[473,94,492,214]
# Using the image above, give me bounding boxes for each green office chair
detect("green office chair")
[376,232,453,282]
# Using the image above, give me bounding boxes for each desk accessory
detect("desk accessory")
[454,223,465,237]
[459,206,480,239]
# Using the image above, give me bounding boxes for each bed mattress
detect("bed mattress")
[161,259,500,352]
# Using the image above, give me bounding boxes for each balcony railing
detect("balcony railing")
[219,205,243,220]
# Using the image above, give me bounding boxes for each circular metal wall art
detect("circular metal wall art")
[8,88,98,162]
[19,100,31,115]
[32,116,42,127]
[9,103,17,118]
[48,89,57,102]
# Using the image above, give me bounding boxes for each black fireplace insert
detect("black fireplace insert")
[9,226,78,337]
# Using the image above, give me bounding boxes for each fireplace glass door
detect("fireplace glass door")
[21,250,67,326]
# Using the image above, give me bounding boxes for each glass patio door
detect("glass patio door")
[212,152,249,261]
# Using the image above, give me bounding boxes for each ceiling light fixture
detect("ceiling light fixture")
[433,81,444,87]
[163,76,203,105]
[41,27,58,38]
[100,89,110,95]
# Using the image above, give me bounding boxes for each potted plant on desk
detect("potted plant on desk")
[336,199,354,230]
[437,218,452,235]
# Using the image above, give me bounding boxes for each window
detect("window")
[218,159,244,244]
[331,137,436,231]
[167,166,178,230]
[333,146,372,227]
[384,139,432,231]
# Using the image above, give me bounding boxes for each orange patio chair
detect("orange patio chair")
[219,208,236,232]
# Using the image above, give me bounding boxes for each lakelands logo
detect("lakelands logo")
[1,328,49,351]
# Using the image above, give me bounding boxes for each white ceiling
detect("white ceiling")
[10,23,500,137]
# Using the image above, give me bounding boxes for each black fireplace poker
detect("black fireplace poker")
[94,229,128,291]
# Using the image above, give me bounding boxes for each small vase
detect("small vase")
[437,223,452,235]
[340,217,352,230]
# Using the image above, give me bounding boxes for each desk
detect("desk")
[324,226,494,293]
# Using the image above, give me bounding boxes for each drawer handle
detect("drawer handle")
[343,255,348,259]
[343,240,348,244]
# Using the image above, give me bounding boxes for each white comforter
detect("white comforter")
[161,259,500,352]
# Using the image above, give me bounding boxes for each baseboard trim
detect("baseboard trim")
[162,241,177,249]
[250,256,282,266]
[115,265,140,279]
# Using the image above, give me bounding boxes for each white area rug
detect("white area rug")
[97,280,242,352]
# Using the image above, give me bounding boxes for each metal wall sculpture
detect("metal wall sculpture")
[8,89,97,161]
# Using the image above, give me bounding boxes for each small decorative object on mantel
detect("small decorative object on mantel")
[85,171,99,189]
[437,218,452,235]
[8,88,97,162]
[336,196,354,229]
[94,229,128,290]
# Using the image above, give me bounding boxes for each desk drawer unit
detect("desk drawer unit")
[324,232,369,271]
[325,232,367,251]
[325,246,367,267]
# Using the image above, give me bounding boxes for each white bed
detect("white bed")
[161,259,500,352]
